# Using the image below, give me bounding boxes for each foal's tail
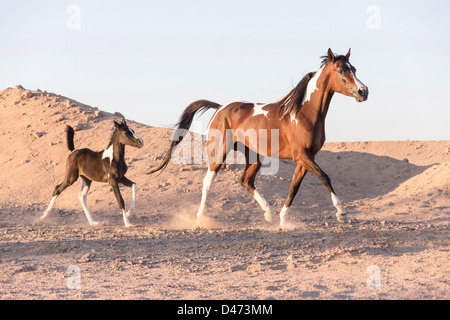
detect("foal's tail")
[146,100,221,175]
[65,125,75,152]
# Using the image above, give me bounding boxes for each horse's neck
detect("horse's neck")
[110,134,126,165]
[300,74,334,124]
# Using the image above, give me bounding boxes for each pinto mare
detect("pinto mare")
[148,48,368,227]
[39,119,144,227]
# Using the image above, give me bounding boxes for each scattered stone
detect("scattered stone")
[402,158,409,163]
[20,90,33,100]
[32,132,45,139]
[229,264,247,272]
[77,253,92,263]
[72,123,84,131]
[53,115,65,123]
[94,110,104,118]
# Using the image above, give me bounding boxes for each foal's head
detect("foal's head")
[323,48,369,102]
[113,119,144,148]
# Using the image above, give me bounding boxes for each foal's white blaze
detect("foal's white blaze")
[102,145,114,164]
[252,103,269,117]
[196,169,217,220]
[253,190,273,222]
[128,127,144,145]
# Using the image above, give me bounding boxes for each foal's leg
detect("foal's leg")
[279,164,307,227]
[240,160,273,223]
[109,177,132,227]
[119,176,137,218]
[39,168,79,222]
[300,157,347,223]
[78,176,100,226]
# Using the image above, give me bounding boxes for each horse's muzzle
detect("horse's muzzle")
[355,86,369,102]
[135,139,144,148]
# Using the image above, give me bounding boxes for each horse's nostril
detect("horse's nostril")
[358,89,364,96]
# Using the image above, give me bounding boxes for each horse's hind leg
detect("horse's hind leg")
[78,176,100,226]
[279,164,307,227]
[196,130,232,222]
[38,169,79,223]
[196,163,220,221]
[238,146,273,222]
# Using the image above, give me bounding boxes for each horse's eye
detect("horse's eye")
[338,69,344,74]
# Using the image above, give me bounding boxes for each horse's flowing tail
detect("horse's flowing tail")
[146,100,221,175]
[66,125,75,152]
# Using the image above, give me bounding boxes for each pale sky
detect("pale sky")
[1,1,449,141]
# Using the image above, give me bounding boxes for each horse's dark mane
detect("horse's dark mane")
[280,53,349,117]
[279,72,315,116]
[105,121,126,149]
[106,128,117,149]
[320,54,348,67]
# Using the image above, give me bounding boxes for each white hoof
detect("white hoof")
[264,210,274,223]
[336,212,348,223]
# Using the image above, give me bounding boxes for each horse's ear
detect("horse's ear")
[327,48,335,62]
[346,48,351,59]
[113,120,120,128]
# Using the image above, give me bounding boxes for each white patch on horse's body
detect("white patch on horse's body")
[301,66,324,107]
[252,103,269,117]
[102,145,114,164]
[290,112,298,125]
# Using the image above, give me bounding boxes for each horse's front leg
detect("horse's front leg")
[299,156,348,223]
[119,176,137,218]
[109,177,132,227]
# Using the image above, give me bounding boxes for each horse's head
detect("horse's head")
[325,48,368,102]
[113,119,144,148]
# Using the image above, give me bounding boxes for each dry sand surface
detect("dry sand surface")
[0,86,448,300]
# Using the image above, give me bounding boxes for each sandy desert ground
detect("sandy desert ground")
[0,86,448,300]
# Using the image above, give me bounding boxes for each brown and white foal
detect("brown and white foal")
[39,119,144,227]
